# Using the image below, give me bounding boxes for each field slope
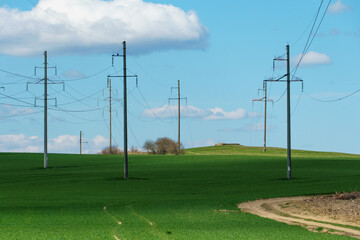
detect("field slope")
[0,146,359,239]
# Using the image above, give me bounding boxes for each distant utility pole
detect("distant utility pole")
[79,131,88,154]
[252,81,273,152]
[27,51,63,169]
[265,45,303,179]
[109,41,138,180]
[99,77,121,152]
[169,80,187,152]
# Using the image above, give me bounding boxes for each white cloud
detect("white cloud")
[0,105,37,120]
[0,133,109,153]
[293,51,331,66]
[0,0,208,56]
[143,104,255,120]
[328,0,350,14]
[204,107,246,120]
[142,104,208,119]
[61,69,86,79]
[0,134,42,152]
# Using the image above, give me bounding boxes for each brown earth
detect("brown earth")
[238,192,360,239]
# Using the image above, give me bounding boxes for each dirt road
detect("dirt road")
[238,193,360,239]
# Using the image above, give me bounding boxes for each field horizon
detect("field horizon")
[1,145,359,239]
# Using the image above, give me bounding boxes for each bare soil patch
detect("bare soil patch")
[238,192,360,239]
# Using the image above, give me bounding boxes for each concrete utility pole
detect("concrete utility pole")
[265,45,303,180]
[27,51,63,169]
[123,41,128,179]
[286,45,291,180]
[79,131,88,154]
[169,80,187,153]
[80,131,82,154]
[109,41,138,180]
[99,77,120,153]
[252,81,273,152]
[44,51,48,168]
[109,78,112,152]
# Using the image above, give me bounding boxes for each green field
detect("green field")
[1,146,359,239]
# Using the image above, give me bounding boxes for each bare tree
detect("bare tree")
[143,140,157,154]
[100,146,123,155]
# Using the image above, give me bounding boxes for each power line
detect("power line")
[292,0,331,77]
[304,89,360,103]
[0,68,40,80]
[137,87,174,124]
[61,66,113,82]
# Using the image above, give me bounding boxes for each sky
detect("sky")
[0,0,359,154]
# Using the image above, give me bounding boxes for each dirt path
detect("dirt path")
[238,193,360,239]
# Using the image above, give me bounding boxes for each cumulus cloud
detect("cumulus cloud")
[0,105,38,120]
[0,134,42,152]
[0,133,109,153]
[293,51,331,66]
[204,107,246,120]
[143,104,255,120]
[327,0,351,14]
[61,69,86,79]
[0,0,209,56]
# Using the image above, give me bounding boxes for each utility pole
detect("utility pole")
[44,51,48,168]
[109,78,112,152]
[99,77,120,153]
[265,45,303,179]
[79,131,88,154]
[80,130,82,154]
[252,81,273,152]
[169,80,187,153]
[109,41,138,180]
[27,51,63,169]
[286,45,291,180]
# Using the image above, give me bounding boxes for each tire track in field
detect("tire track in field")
[104,205,168,240]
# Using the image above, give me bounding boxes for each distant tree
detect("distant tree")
[155,137,177,155]
[143,140,157,154]
[100,146,123,155]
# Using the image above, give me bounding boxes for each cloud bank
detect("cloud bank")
[327,0,351,14]
[142,104,256,120]
[293,51,331,66]
[0,134,109,153]
[0,0,209,56]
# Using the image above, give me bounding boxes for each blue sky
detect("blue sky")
[0,0,359,154]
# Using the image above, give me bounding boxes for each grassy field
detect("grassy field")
[0,146,359,239]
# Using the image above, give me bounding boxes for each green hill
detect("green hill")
[0,148,359,239]
[186,144,359,158]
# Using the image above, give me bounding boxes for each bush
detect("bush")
[143,137,184,155]
[143,140,157,154]
[155,137,177,154]
[100,146,123,155]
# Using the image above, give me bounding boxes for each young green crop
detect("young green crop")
[0,147,359,239]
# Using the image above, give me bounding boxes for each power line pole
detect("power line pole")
[80,130,82,154]
[252,81,273,152]
[286,45,291,180]
[110,41,138,180]
[109,78,112,152]
[44,51,48,168]
[169,80,187,152]
[99,78,121,152]
[79,131,88,154]
[27,51,63,169]
[265,45,303,179]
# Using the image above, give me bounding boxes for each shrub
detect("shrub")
[155,137,179,155]
[100,146,123,155]
[143,140,157,154]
